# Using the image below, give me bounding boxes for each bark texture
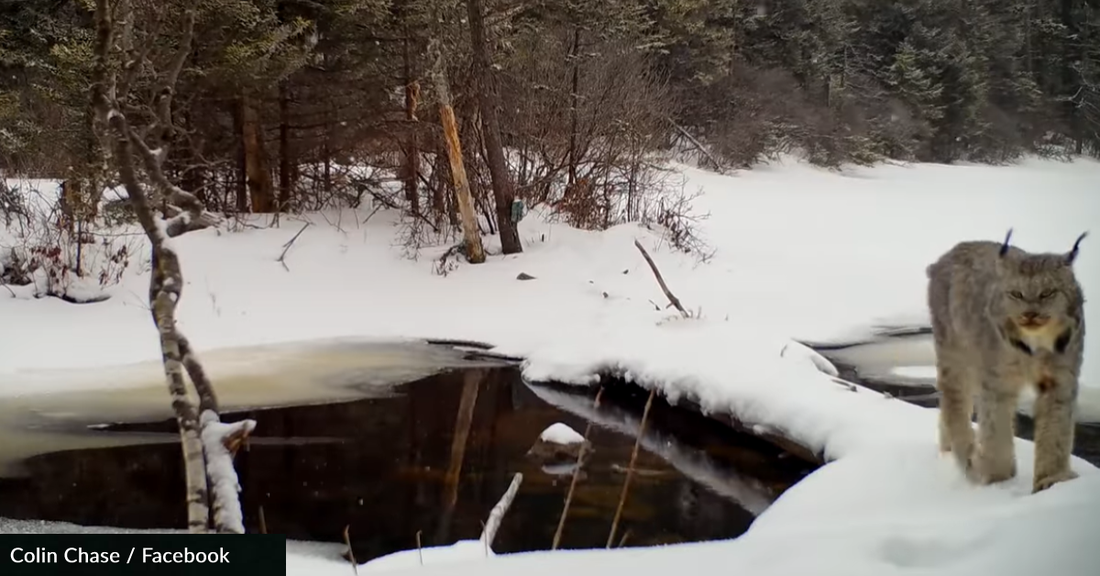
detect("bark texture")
[241,94,275,213]
[466,0,522,254]
[429,39,485,264]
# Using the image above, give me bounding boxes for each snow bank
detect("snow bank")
[362,540,493,573]
[3,157,1097,385]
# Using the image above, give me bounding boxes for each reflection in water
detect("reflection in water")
[0,366,813,562]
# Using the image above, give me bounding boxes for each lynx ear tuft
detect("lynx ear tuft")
[999,228,1014,257]
[1067,231,1088,265]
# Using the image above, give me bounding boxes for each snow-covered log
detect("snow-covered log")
[200,410,257,534]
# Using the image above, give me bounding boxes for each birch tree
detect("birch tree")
[90,0,254,534]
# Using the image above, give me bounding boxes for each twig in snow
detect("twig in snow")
[830,378,859,392]
[480,472,524,548]
[618,529,631,548]
[606,387,656,548]
[277,222,311,272]
[343,525,358,575]
[416,530,424,566]
[434,240,473,276]
[667,117,723,172]
[1,283,15,298]
[634,239,690,318]
[360,204,384,226]
[553,387,604,550]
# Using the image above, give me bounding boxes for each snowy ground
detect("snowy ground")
[3,156,1100,574]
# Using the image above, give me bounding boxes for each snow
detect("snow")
[538,422,585,445]
[359,540,493,573]
[4,156,1100,575]
[780,339,840,377]
[892,365,938,380]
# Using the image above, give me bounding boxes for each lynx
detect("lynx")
[926,229,1088,493]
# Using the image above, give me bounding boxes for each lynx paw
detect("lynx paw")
[1032,469,1079,494]
[976,456,1017,485]
[958,448,983,483]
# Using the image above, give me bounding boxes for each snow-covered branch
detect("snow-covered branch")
[200,410,257,534]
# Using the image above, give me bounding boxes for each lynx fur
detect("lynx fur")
[926,229,1088,493]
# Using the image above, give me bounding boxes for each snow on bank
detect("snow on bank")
[361,541,493,573]
[285,451,1100,576]
[538,422,585,445]
[3,156,1097,385]
[4,157,1100,575]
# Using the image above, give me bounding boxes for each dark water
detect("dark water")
[0,366,813,562]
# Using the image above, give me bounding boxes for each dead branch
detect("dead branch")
[480,472,524,548]
[606,387,656,548]
[634,239,689,318]
[428,35,485,264]
[552,387,603,550]
[668,117,723,172]
[278,222,311,271]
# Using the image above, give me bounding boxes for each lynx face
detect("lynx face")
[997,255,1078,354]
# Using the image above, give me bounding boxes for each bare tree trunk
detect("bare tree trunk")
[184,167,205,207]
[240,93,275,213]
[568,26,581,187]
[430,147,450,228]
[404,27,422,217]
[278,81,292,213]
[429,39,486,263]
[232,99,248,213]
[466,0,522,254]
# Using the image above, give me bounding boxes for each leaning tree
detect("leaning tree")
[90,0,254,533]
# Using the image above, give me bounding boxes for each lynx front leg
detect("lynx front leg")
[936,364,972,454]
[974,382,1018,484]
[937,364,978,480]
[1032,375,1079,493]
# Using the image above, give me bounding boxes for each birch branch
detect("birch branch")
[480,472,523,548]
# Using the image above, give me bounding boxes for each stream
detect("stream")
[0,340,814,563]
